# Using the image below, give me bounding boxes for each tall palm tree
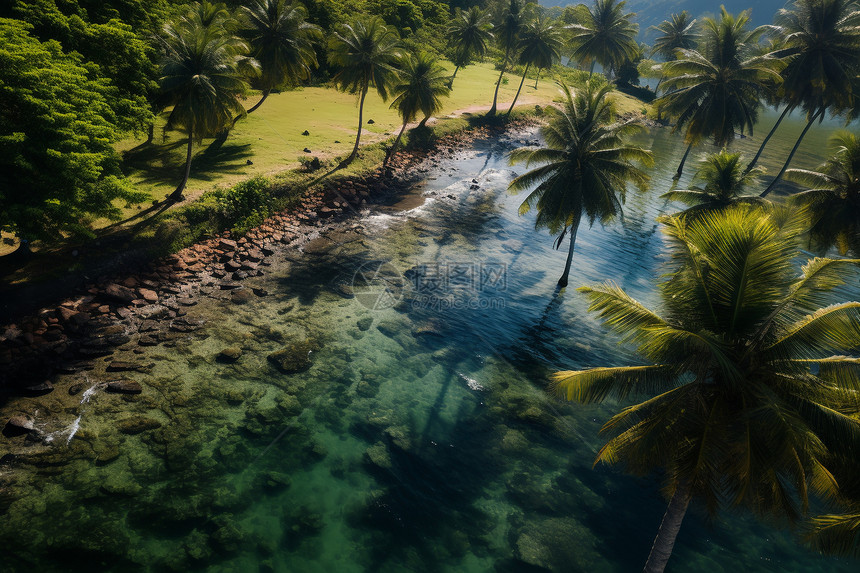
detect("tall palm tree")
[506,13,564,115]
[508,82,652,288]
[567,0,639,79]
[240,0,322,115]
[446,6,493,89]
[787,130,860,255]
[553,205,860,572]
[488,0,526,116]
[758,0,860,196]
[157,5,253,202]
[659,8,779,178]
[384,52,451,166]
[328,17,400,167]
[661,150,768,217]
[649,11,699,94]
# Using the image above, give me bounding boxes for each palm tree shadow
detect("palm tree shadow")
[122,139,254,188]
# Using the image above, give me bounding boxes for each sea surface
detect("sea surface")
[1,114,856,572]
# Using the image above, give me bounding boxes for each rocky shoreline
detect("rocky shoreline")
[0,119,537,449]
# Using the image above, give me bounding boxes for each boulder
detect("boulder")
[106,379,143,394]
[103,283,137,304]
[4,415,35,436]
[218,347,243,363]
[117,416,162,435]
[138,288,158,303]
[267,340,318,373]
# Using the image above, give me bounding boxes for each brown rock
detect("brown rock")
[5,415,35,434]
[106,379,142,394]
[138,288,158,303]
[218,238,238,251]
[103,283,137,304]
[117,416,161,434]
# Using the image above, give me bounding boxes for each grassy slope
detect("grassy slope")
[117,62,645,206]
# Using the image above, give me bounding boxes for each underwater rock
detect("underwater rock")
[23,381,54,395]
[514,517,598,572]
[356,316,373,331]
[332,282,354,298]
[68,383,85,396]
[411,317,444,337]
[267,340,317,374]
[376,317,410,339]
[230,289,253,305]
[103,283,137,303]
[107,361,152,373]
[117,416,162,435]
[106,379,143,394]
[365,441,393,470]
[4,415,35,436]
[262,471,292,491]
[217,346,243,363]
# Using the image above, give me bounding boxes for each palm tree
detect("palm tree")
[758,0,860,196]
[328,17,400,167]
[649,11,699,94]
[157,5,253,202]
[446,6,493,89]
[508,82,652,288]
[661,150,768,217]
[488,0,526,116]
[659,8,779,178]
[787,131,860,255]
[553,205,860,572]
[506,13,564,115]
[384,52,451,166]
[239,0,322,115]
[567,0,639,79]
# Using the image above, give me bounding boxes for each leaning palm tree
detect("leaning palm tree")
[787,130,860,255]
[506,13,564,115]
[553,205,860,572]
[508,82,652,288]
[384,52,451,166]
[240,0,322,115]
[157,7,253,202]
[488,0,526,116]
[661,150,768,217]
[446,6,493,89]
[328,17,400,167]
[659,8,780,178]
[758,0,860,196]
[567,0,639,79]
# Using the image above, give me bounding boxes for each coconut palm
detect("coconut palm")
[758,0,860,196]
[787,131,860,255]
[567,0,639,79]
[553,205,860,572]
[807,462,860,559]
[446,6,494,89]
[239,0,322,115]
[649,11,699,95]
[661,150,768,217]
[328,17,400,167]
[384,52,451,166]
[508,82,652,288]
[488,0,526,116]
[659,8,779,178]
[157,6,253,202]
[506,13,564,115]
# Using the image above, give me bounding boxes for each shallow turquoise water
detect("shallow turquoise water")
[1,119,856,572]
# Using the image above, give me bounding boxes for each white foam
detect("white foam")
[458,372,484,391]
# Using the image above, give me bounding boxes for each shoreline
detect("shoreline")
[0,117,541,440]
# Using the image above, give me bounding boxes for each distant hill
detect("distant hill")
[539,0,791,41]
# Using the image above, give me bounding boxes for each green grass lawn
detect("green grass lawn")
[117,62,646,207]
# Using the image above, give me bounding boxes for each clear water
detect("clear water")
[0,119,855,573]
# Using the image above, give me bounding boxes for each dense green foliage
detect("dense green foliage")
[0,18,145,241]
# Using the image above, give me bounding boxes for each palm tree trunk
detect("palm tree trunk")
[418,116,429,128]
[246,89,270,115]
[170,131,194,202]
[343,85,368,167]
[448,65,460,89]
[488,48,511,116]
[642,482,692,573]
[146,122,155,145]
[744,106,791,174]
[507,63,530,116]
[654,74,663,94]
[760,108,823,198]
[557,212,582,288]
[384,121,408,166]
[534,69,541,89]
[588,60,596,79]
[674,143,693,179]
